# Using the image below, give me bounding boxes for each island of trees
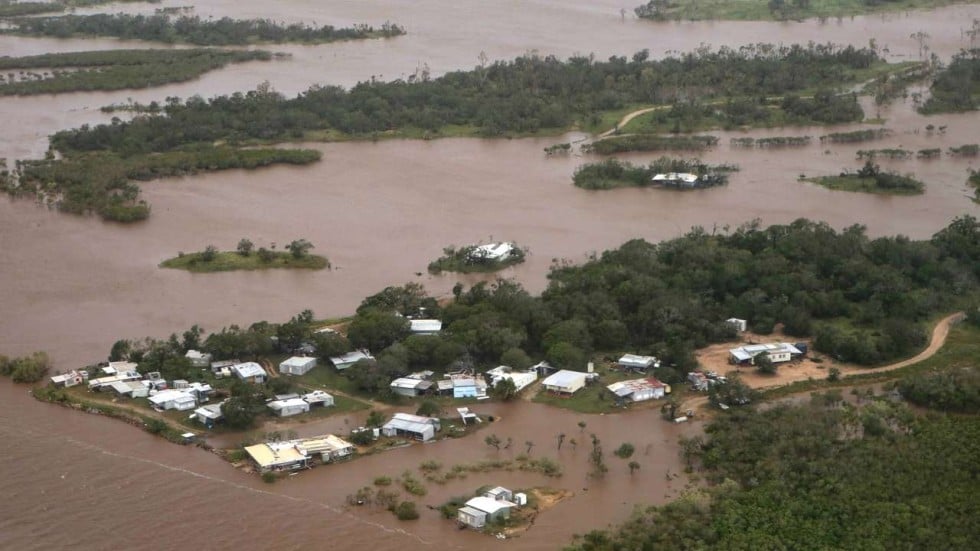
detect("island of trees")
[805,161,925,195]
[0,49,272,96]
[1,14,405,45]
[633,0,974,22]
[160,239,328,272]
[919,48,980,114]
[572,158,736,190]
[427,243,527,274]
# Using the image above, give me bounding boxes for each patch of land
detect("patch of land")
[160,251,329,273]
[634,0,976,22]
[803,172,924,195]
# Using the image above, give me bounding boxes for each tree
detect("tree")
[755,353,777,375]
[557,433,566,450]
[0,352,50,383]
[366,410,385,427]
[222,395,261,429]
[201,244,218,261]
[578,420,587,432]
[614,443,635,459]
[416,400,441,417]
[392,501,419,520]
[237,238,254,256]
[628,461,640,475]
[569,437,577,450]
[347,308,411,351]
[257,247,274,263]
[109,339,131,361]
[489,376,518,401]
[589,434,607,477]
[287,238,314,259]
[485,434,502,450]
[525,440,535,454]
[828,367,841,382]
[499,347,532,369]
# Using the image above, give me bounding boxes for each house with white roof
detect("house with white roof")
[148,389,198,411]
[409,319,442,335]
[193,403,224,428]
[458,491,518,529]
[50,370,84,388]
[279,356,317,376]
[87,370,142,391]
[302,390,334,408]
[109,380,150,399]
[267,398,310,417]
[469,242,515,262]
[542,370,588,395]
[184,350,212,368]
[617,354,660,371]
[231,362,266,383]
[607,378,668,403]
[486,365,538,393]
[651,172,699,187]
[330,350,374,371]
[729,343,803,366]
[390,377,429,397]
[381,413,441,441]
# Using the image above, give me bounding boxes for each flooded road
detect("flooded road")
[1,1,980,549]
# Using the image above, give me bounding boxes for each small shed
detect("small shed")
[149,389,197,411]
[382,413,441,441]
[330,350,374,371]
[268,398,311,417]
[303,390,335,408]
[390,377,427,397]
[280,356,317,376]
[484,487,514,502]
[231,362,266,383]
[542,370,588,395]
[50,370,84,388]
[458,496,515,529]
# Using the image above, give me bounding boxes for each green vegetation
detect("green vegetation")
[160,243,329,273]
[856,148,912,160]
[863,61,933,105]
[583,134,718,154]
[570,396,980,549]
[620,92,863,134]
[919,49,980,114]
[805,161,925,195]
[730,136,811,148]
[2,14,405,45]
[899,368,980,412]
[571,157,736,190]
[427,243,526,274]
[400,471,427,496]
[392,501,419,521]
[5,145,319,222]
[0,49,271,96]
[633,0,973,21]
[0,0,156,17]
[969,170,980,203]
[0,352,50,383]
[819,128,889,143]
[949,143,980,157]
[613,442,635,459]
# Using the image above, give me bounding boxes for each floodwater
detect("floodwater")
[2,1,980,549]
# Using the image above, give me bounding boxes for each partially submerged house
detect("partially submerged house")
[729,343,803,366]
[541,370,588,395]
[244,434,355,473]
[607,378,668,403]
[267,397,311,417]
[458,488,519,530]
[148,389,198,411]
[409,319,442,335]
[185,349,212,368]
[296,434,355,463]
[50,370,84,388]
[381,413,441,442]
[617,354,660,372]
[231,362,267,383]
[469,242,515,262]
[486,365,538,393]
[330,350,374,371]
[193,403,224,428]
[279,356,317,376]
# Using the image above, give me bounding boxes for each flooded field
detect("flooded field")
[1,1,980,549]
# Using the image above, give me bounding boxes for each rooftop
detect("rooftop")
[607,378,666,397]
[232,362,266,378]
[244,441,307,469]
[409,319,442,333]
[618,354,658,368]
[542,369,587,387]
[730,342,802,361]
[465,496,516,515]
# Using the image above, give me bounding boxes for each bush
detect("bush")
[614,443,635,459]
[261,472,277,484]
[373,476,392,486]
[392,501,419,520]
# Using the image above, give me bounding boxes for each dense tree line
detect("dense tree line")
[898,367,980,412]
[2,14,405,45]
[634,0,963,21]
[583,134,718,154]
[0,0,152,17]
[48,43,881,154]
[6,145,320,222]
[572,157,736,189]
[0,352,50,383]
[920,49,980,114]
[0,49,270,96]
[569,398,980,549]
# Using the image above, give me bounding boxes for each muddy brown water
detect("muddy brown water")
[2,2,980,549]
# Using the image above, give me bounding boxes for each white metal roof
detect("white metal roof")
[232,362,266,378]
[195,404,224,420]
[391,377,425,390]
[471,242,514,260]
[409,319,442,333]
[542,370,587,388]
[618,354,658,368]
[330,350,373,366]
[730,342,802,359]
[465,496,515,515]
[652,172,699,183]
[607,378,665,397]
[281,356,316,367]
[148,389,196,406]
[384,413,438,434]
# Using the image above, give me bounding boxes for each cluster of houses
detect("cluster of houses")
[51,361,218,412]
[243,433,356,473]
[457,486,527,530]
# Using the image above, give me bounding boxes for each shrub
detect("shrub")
[392,501,419,520]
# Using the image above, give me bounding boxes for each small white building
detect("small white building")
[390,377,428,397]
[382,413,441,442]
[607,378,668,403]
[303,390,335,408]
[279,356,317,376]
[409,319,442,335]
[458,496,517,529]
[109,380,150,399]
[148,389,197,411]
[193,403,224,428]
[486,365,538,393]
[617,354,660,371]
[330,350,374,371]
[50,370,84,388]
[469,242,515,262]
[185,350,212,368]
[542,370,588,395]
[231,362,266,383]
[726,318,748,333]
[267,398,310,417]
[729,343,803,366]
[652,172,699,187]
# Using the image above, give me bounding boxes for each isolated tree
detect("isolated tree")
[287,238,314,259]
[416,400,441,417]
[589,434,607,477]
[628,461,640,475]
[578,420,587,432]
[525,440,535,455]
[614,443,635,459]
[569,437,577,450]
[201,244,218,261]
[485,434,502,450]
[489,377,518,401]
[504,437,513,449]
[237,238,254,256]
[366,410,385,428]
[828,367,841,382]
[557,433,566,450]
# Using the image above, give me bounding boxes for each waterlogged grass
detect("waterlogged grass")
[634,0,974,22]
[160,251,329,273]
[804,174,924,195]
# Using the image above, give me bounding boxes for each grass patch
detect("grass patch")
[804,174,923,195]
[584,134,718,154]
[160,251,329,273]
[634,0,974,22]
